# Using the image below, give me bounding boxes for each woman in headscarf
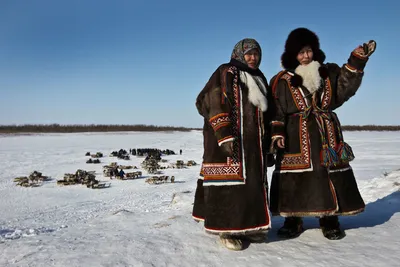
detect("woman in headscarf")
[192,38,274,250]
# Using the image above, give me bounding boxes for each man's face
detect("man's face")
[244,49,260,69]
[297,46,314,66]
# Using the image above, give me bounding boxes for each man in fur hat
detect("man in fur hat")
[269,27,376,240]
[193,38,274,250]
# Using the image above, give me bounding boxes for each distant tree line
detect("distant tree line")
[0,124,399,134]
[0,124,201,133]
[341,125,400,131]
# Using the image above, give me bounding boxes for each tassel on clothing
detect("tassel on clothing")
[336,142,355,164]
[320,145,339,168]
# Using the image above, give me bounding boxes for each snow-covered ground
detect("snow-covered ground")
[0,131,399,267]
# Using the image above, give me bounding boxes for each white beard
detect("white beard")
[294,60,322,94]
[239,71,268,112]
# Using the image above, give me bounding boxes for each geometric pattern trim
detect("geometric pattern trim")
[279,73,312,170]
[209,113,231,131]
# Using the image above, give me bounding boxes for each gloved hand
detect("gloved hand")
[353,40,377,58]
[220,141,234,157]
[363,40,376,56]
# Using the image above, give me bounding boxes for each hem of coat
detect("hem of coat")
[192,215,205,222]
[273,207,365,217]
[204,224,271,235]
[203,180,245,186]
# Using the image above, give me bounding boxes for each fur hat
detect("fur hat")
[281,28,326,70]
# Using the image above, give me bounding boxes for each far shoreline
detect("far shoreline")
[1,124,400,134]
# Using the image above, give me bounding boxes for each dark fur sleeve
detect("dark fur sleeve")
[196,67,234,145]
[328,52,368,109]
[195,69,219,118]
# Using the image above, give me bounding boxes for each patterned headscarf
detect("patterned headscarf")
[231,38,262,68]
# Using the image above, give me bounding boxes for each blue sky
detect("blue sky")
[1,0,399,128]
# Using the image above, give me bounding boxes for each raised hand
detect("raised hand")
[353,40,376,58]
[363,40,376,57]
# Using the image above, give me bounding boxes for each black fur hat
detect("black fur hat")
[281,28,326,70]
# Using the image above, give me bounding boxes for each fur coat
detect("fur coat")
[192,57,274,233]
[269,51,368,217]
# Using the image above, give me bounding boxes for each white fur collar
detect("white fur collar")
[239,71,268,112]
[295,60,322,94]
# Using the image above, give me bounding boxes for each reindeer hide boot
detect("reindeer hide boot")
[319,216,345,240]
[277,217,304,239]
[219,234,243,251]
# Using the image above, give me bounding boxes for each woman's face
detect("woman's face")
[297,46,313,66]
[244,49,260,69]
